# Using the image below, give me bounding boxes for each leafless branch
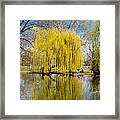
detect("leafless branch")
[20,20,30,33]
[20,20,24,26]
[20,36,33,46]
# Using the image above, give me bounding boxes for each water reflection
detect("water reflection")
[20,73,100,100]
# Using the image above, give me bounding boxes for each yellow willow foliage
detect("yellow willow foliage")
[32,28,84,73]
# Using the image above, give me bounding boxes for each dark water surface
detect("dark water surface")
[20,73,100,100]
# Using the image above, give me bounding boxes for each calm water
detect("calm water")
[20,73,100,100]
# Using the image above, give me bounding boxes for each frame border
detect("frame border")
[0,0,119,119]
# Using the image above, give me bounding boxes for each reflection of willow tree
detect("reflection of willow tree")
[86,21,100,75]
[32,75,84,100]
[32,28,84,73]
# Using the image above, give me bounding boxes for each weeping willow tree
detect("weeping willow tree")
[31,27,84,73]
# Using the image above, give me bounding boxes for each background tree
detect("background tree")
[86,21,100,75]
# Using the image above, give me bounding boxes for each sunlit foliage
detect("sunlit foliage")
[32,28,84,73]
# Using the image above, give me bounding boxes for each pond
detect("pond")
[20,73,100,100]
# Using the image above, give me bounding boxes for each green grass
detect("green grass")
[20,66,31,72]
[20,66,93,75]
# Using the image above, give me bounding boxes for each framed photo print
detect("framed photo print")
[0,0,119,119]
